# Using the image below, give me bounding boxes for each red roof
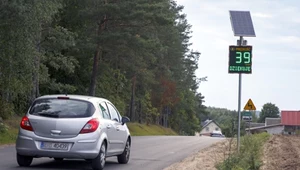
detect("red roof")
[281,111,300,125]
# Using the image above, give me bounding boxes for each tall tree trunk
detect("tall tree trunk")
[34,52,40,97]
[31,62,38,102]
[129,75,136,121]
[5,55,12,102]
[159,107,163,126]
[31,32,41,103]
[89,46,102,96]
[137,100,142,123]
[88,13,107,96]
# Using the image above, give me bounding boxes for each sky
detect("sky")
[176,0,300,111]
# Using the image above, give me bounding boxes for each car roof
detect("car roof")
[35,94,109,103]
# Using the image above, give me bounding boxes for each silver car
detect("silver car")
[16,94,131,170]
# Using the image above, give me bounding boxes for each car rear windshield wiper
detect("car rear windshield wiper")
[37,112,60,118]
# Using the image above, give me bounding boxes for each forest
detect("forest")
[0,0,208,135]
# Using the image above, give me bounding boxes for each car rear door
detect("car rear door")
[98,102,117,155]
[106,102,127,152]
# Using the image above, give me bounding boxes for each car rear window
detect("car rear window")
[29,98,95,118]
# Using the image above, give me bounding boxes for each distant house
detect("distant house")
[281,110,300,135]
[246,124,283,135]
[249,123,265,128]
[199,120,222,136]
[246,114,293,135]
[265,117,281,126]
[246,117,283,135]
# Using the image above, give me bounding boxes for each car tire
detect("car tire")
[54,158,64,161]
[17,153,33,167]
[117,139,130,164]
[91,142,106,170]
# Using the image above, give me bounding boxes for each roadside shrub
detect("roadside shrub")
[0,100,14,120]
[216,133,270,170]
[0,122,9,133]
[216,154,241,170]
[0,117,20,144]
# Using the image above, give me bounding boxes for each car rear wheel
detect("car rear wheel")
[17,153,33,167]
[91,142,106,170]
[117,139,130,164]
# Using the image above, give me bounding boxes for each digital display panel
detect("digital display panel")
[228,46,252,74]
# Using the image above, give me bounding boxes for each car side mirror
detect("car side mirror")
[121,116,130,125]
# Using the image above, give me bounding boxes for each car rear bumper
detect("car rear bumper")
[16,130,102,159]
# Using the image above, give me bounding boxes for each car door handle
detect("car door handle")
[107,125,111,129]
[116,127,120,131]
[51,130,61,136]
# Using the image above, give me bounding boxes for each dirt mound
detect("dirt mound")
[261,135,300,170]
[164,135,300,170]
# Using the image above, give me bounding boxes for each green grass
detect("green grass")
[0,117,177,145]
[0,116,20,145]
[0,128,18,145]
[216,132,271,170]
[127,122,177,136]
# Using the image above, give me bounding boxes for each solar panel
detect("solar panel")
[229,11,256,37]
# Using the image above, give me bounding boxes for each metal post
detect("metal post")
[237,36,243,152]
[249,121,251,134]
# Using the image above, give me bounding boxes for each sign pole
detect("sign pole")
[237,36,243,152]
[229,10,256,153]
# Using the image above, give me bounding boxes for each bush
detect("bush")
[216,133,270,170]
[0,100,14,120]
[0,116,20,145]
[0,122,8,133]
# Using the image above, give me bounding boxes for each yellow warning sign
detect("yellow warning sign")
[244,99,256,110]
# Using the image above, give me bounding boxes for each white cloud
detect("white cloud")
[252,12,273,18]
[278,36,300,44]
[291,18,300,23]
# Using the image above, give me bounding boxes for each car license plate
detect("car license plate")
[41,142,69,150]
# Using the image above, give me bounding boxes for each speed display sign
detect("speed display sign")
[228,46,252,74]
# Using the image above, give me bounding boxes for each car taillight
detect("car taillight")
[20,116,33,131]
[80,118,99,134]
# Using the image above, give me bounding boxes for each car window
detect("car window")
[99,102,110,119]
[106,102,120,122]
[29,98,95,118]
[116,111,122,121]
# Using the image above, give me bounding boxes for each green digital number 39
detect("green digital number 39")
[236,52,251,64]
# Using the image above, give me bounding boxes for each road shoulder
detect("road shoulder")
[164,138,229,170]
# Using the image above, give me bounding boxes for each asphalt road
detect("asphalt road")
[0,136,224,170]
